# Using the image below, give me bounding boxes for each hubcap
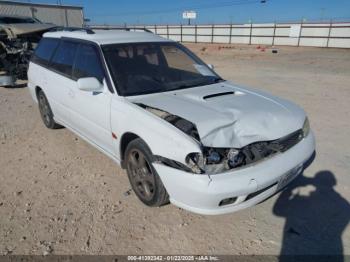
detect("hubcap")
[127,149,155,201]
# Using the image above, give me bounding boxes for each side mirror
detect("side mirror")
[77,77,103,92]
[207,64,214,70]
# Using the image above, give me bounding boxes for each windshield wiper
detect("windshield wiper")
[172,82,208,90]
[171,78,224,91]
[213,77,224,83]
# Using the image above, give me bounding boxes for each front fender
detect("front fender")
[111,97,201,164]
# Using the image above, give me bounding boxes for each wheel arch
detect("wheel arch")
[119,132,141,168]
[35,86,42,99]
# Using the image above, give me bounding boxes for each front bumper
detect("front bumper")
[154,131,316,215]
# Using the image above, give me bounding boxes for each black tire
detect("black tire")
[37,90,62,129]
[125,138,169,207]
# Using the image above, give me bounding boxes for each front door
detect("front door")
[68,43,114,156]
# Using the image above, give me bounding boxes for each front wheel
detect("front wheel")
[125,138,169,207]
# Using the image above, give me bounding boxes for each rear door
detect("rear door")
[29,38,60,115]
[48,40,79,126]
[68,42,114,156]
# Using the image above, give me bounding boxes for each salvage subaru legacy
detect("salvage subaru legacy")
[27,28,315,215]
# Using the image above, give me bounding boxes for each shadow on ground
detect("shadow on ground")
[273,169,350,262]
[3,83,27,89]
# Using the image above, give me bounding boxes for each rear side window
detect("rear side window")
[50,41,79,77]
[73,44,104,82]
[32,38,59,65]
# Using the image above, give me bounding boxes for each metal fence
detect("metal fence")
[97,22,350,48]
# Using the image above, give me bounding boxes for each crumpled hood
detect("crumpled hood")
[129,81,306,148]
[1,23,55,36]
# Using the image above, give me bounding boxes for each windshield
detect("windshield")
[102,42,223,96]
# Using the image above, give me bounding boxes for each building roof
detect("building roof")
[0,0,83,10]
[43,29,172,45]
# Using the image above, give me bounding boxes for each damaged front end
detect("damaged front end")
[185,128,304,174]
[0,21,55,86]
[137,102,309,175]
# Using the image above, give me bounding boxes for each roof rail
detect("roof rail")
[50,26,95,34]
[49,26,153,35]
[90,26,153,34]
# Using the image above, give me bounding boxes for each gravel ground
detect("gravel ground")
[0,44,349,256]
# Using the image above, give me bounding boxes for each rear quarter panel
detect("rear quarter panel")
[27,62,42,103]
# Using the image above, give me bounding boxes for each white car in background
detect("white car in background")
[27,28,315,215]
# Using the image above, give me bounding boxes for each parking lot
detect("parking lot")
[0,44,349,255]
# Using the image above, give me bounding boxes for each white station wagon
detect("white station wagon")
[27,28,315,215]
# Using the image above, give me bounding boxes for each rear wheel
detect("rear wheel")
[37,90,62,129]
[125,138,169,207]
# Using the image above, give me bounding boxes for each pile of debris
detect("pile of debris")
[0,15,56,87]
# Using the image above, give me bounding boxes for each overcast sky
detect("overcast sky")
[22,0,350,25]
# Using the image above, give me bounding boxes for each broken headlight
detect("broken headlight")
[227,148,244,167]
[302,117,310,138]
[185,148,245,174]
[185,152,205,174]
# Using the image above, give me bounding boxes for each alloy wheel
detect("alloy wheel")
[127,149,156,201]
[38,94,51,126]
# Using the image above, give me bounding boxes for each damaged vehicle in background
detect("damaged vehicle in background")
[27,29,315,215]
[0,15,56,86]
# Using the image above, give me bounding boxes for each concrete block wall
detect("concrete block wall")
[137,22,350,48]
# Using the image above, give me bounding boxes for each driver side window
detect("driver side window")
[72,44,105,82]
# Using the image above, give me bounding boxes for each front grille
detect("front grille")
[238,129,304,167]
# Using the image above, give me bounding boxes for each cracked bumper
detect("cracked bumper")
[153,131,315,215]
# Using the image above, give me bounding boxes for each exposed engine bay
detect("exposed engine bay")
[136,103,306,175]
[0,16,56,85]
[0,29,41,80]
[185,129,304,174]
